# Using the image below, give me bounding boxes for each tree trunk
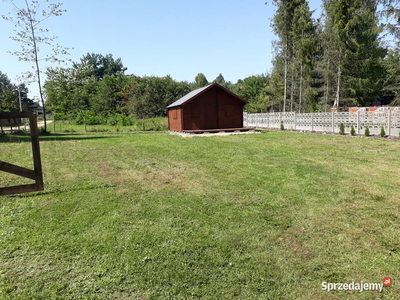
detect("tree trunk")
[25,0,47,132]
[334,62,341,109]
[299,64,303,113]
[290,45,295,112]
[283,41,288,112]
[333,49,342,109]
[325,58,330,112]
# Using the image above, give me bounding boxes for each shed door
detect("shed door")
[204,101,218,129]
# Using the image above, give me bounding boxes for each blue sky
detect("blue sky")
[0,0,322,98]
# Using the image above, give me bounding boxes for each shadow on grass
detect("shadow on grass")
[0,133,120,143]
[3,184,117,198]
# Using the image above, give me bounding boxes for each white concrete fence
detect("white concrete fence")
[244,110,400,137]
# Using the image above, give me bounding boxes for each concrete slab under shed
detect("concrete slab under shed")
[170,128,259,138]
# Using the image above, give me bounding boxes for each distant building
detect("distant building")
[166,83,248,133]
[30,105,44,117]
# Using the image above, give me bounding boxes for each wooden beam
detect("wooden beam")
[0,111,30,119]
[28,112,44,191]
[0,184,39,196]
[0,111,44,195]
[0,161,36,180]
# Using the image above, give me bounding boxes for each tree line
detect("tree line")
[0,71,33,113]
[268,0,400,112]
[2,0,400,118]
[43,53,270,123]
[43,0,400,117]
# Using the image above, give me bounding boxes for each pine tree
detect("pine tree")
[322,0,387,108]
[271,0,317,112]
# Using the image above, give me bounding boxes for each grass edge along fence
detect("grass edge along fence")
[244,111,400,137]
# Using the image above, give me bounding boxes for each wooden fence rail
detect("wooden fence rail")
[244,111,400,136]
[0,111,44,196]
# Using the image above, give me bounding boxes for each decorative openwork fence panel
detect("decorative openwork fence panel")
[244,111,400,136]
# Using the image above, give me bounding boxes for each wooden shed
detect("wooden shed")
[167,83,248,133]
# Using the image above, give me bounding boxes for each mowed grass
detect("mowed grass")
[1,131,400,299]
[45,117,168,133]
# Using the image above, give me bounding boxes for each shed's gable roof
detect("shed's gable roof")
[166,83,248,109]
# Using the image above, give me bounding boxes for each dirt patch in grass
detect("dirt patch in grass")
[93,160,207,194]
[117,167,204,192]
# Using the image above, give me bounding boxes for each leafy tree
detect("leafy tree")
[2,0,71,131]
[0,71,31,112]
[235,74,270,111]
[90,74,128,115]
[0,71,12,88]
[46,54,126,115]
[0,85,19,112]
[45,65,97,114]
[73,53,126,80]
[213,73,226,86]
[124,76,192,119]
[194,73,209,88]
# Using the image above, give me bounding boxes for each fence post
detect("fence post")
[388,109,392,136]
[357,110,360,135]
[294,112,297,130]
[311,113,314,132]
[332,112,335,134]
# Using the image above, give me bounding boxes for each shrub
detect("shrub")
[53,112,70,120]
[75,111,107,125]
[38,126,49,134]
[116,114,135,126]
[380,126,386,137]
[280,121,284,131]
[365,126,370,137]
[350,126,356,136]
[10,129,29,135]
[339,123,345,135]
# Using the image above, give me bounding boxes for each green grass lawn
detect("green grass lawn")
[1,131,399,299]
[44,117,168,133]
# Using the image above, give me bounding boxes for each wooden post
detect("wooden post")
[357,110,360,135]
[388,109,392,136]
[332,112,335,134]
[0,111,44,195]
[29,112,44,191]
[294,112,297,130]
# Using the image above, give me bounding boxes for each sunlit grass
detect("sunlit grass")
[1,131,399,299]
[45,117,168,133]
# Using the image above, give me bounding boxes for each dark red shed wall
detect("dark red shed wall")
[183,88,218,130]
[168,85,246,132]
[168,107,183,131]
[217,90,244,129]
